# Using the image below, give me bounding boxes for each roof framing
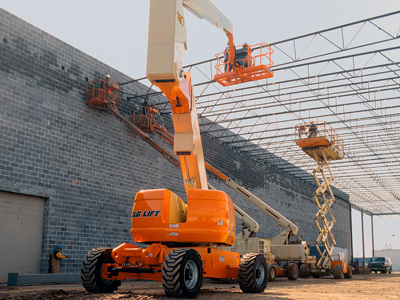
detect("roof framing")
[134,11,400,215]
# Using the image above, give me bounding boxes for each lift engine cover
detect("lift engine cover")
[131,189,236,245]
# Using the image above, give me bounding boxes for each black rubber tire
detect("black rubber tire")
[286,263,299,281]
[162,248,203,299]
[267,263,276,282]
[299,264,310,278]
[375,271,377,274]
[344,267,352,279]
[332,265,343,279]
[80,248,121,293]
[238,253,268,293]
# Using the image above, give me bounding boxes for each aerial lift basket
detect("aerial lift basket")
[214,43,274,86]
[86,78,120,110]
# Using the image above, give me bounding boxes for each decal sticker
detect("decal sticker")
[132,210,161,218]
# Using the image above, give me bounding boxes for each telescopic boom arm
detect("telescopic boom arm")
[146,0,235,195]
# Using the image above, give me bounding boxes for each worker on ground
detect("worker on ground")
[50,246,69,273]
[308,121,318,138]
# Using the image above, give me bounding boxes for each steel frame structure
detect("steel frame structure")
[133,11,400,215]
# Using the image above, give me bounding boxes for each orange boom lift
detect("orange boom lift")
[81,0,274,298]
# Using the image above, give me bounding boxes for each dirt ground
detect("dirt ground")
[0,272,399,300]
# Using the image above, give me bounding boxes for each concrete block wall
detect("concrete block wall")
[0,8,185,273]
[0,8,351,274]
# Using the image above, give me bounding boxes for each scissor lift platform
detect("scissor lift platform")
[295,122,344,162]
[296,137,344,162]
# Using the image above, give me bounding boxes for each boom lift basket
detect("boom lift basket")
[214,43,274,86]
[130,105,160,133]
[86,79,120,110]
[130,105,174,144]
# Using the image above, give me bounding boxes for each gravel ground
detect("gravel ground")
[0,272,399,300]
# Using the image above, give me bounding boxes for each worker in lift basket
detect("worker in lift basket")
[49,246,69,273]
[141,98,150,116]
[224,43,232,72]
[104,74,111,90]
[308,121,318,138]
[100,74,111,91]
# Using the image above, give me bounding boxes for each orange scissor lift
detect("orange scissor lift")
[295,122,352,279]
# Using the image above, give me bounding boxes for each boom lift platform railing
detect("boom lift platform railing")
[130,105,174,145]
[295,122,351,279]
[214,43,274,86]
[86,78,120,110]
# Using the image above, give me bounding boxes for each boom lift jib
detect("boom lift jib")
[81,0,274,298]
[295,121,352,279]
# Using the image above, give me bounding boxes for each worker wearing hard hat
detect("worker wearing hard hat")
[50,246,69,273]
[308,121,318,138]
[100,74,111,91]
[105,74,111,89]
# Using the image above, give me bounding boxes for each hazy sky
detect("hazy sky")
[1,0,399,258]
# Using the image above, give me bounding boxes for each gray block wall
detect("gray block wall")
[0,8,351,274]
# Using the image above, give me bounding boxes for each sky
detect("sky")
[1,0,400,258]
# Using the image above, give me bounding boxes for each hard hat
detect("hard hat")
[106,74,111,78]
